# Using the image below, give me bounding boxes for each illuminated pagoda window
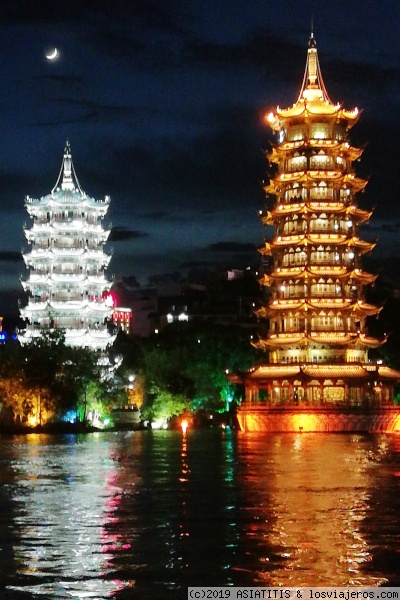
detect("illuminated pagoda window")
[229,32,400,428]
[19,141,116,351]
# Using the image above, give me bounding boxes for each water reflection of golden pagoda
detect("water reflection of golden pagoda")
[231,33,400,432]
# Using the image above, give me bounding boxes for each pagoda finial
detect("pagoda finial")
[298,29,333,104]
[52,140,83,193]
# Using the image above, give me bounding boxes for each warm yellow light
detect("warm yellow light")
[181,420,189,434]
[266,112,276,124]
[27,416,38,427]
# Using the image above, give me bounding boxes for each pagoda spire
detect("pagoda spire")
[297,29,333,104]
[52,140,83,193]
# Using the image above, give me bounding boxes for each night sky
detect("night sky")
[1,0,400,317]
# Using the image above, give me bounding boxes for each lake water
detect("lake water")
[0,430,400,599]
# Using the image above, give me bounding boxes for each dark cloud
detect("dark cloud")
[138,211,170,220]
[1,0,187,32]
[184,28,304,73]
[28,99,164,127]
[206,241,256,253]
[37,74,85,86]
[109,227,150,242]
[180,259,217,268]
[108,113,266,211]
[0,251,23,262]
[363,223,400,233]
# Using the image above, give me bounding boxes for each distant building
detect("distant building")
[155,267,262,331]
[112,306,132,335]
[230,33,400,432]
[19,142,116,350]
[111,279,157,337]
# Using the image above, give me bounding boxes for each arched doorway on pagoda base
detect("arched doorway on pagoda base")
[243,377,395,409]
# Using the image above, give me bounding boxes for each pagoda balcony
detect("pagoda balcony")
[307,200,343,210]
[307,233,348,243]
[307,170,342,180]
[29,249,51,257]
[309,139,342,149]
[86,248,109,257]
[51,247,85,255]
[309,326,347,332]
[52,221,86,231]
[87,299,111,311]
[308,259,345,267]
[29,223,51,232]
[272,234,305,246]
[87,275,108,284]
[52,267,83,275]
[24,300,48,310]
[308,226,350,235]
[51,273,85,282]
[28,273,49,282]
[49,300,86,310]
[281,226,307,235]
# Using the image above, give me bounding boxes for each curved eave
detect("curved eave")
[270,266,349,279]
[274,101,359,124]
[259,243,272,256]
[261,298,378,316]
[306,202,348,214]
[348,238,376,253]
[347,208,373,222]
[252,334,306,349]
[308,332,358,345]
[255,332,364,347]
[271,172,366,189]
[267,300,305,312]
[266,204,371,223]
[263,182,277,195]
[271,233,350,247]
[352,302,381,317]
[268,203,305,218]
[266,235,375,250]
[306,299,352,310]
[25,196,110,211]
[378,366,400,380]
[235,365,302,380]
[258,274,271,287]
[254,307,269,319]
[307,266,349,278]
[226,363,400,384]
[354,334,386,348]
[338,143,364,161]
[302,364,370,379]
[275,100,340,120]
[351,269,377,284]
[343,175,368,191]
[272,139,360,154]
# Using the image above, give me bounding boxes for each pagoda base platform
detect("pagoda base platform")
[237,406,400,433]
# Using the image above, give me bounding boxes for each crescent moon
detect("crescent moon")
[45,47,58,60]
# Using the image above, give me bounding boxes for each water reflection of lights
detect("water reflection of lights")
[179,431,190,551]
[6,436,132,597]
[237,434,388,587]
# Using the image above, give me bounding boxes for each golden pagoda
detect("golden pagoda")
[230,32,400,432]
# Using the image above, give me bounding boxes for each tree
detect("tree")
[142,390,188,424]
[139,321,259,415]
